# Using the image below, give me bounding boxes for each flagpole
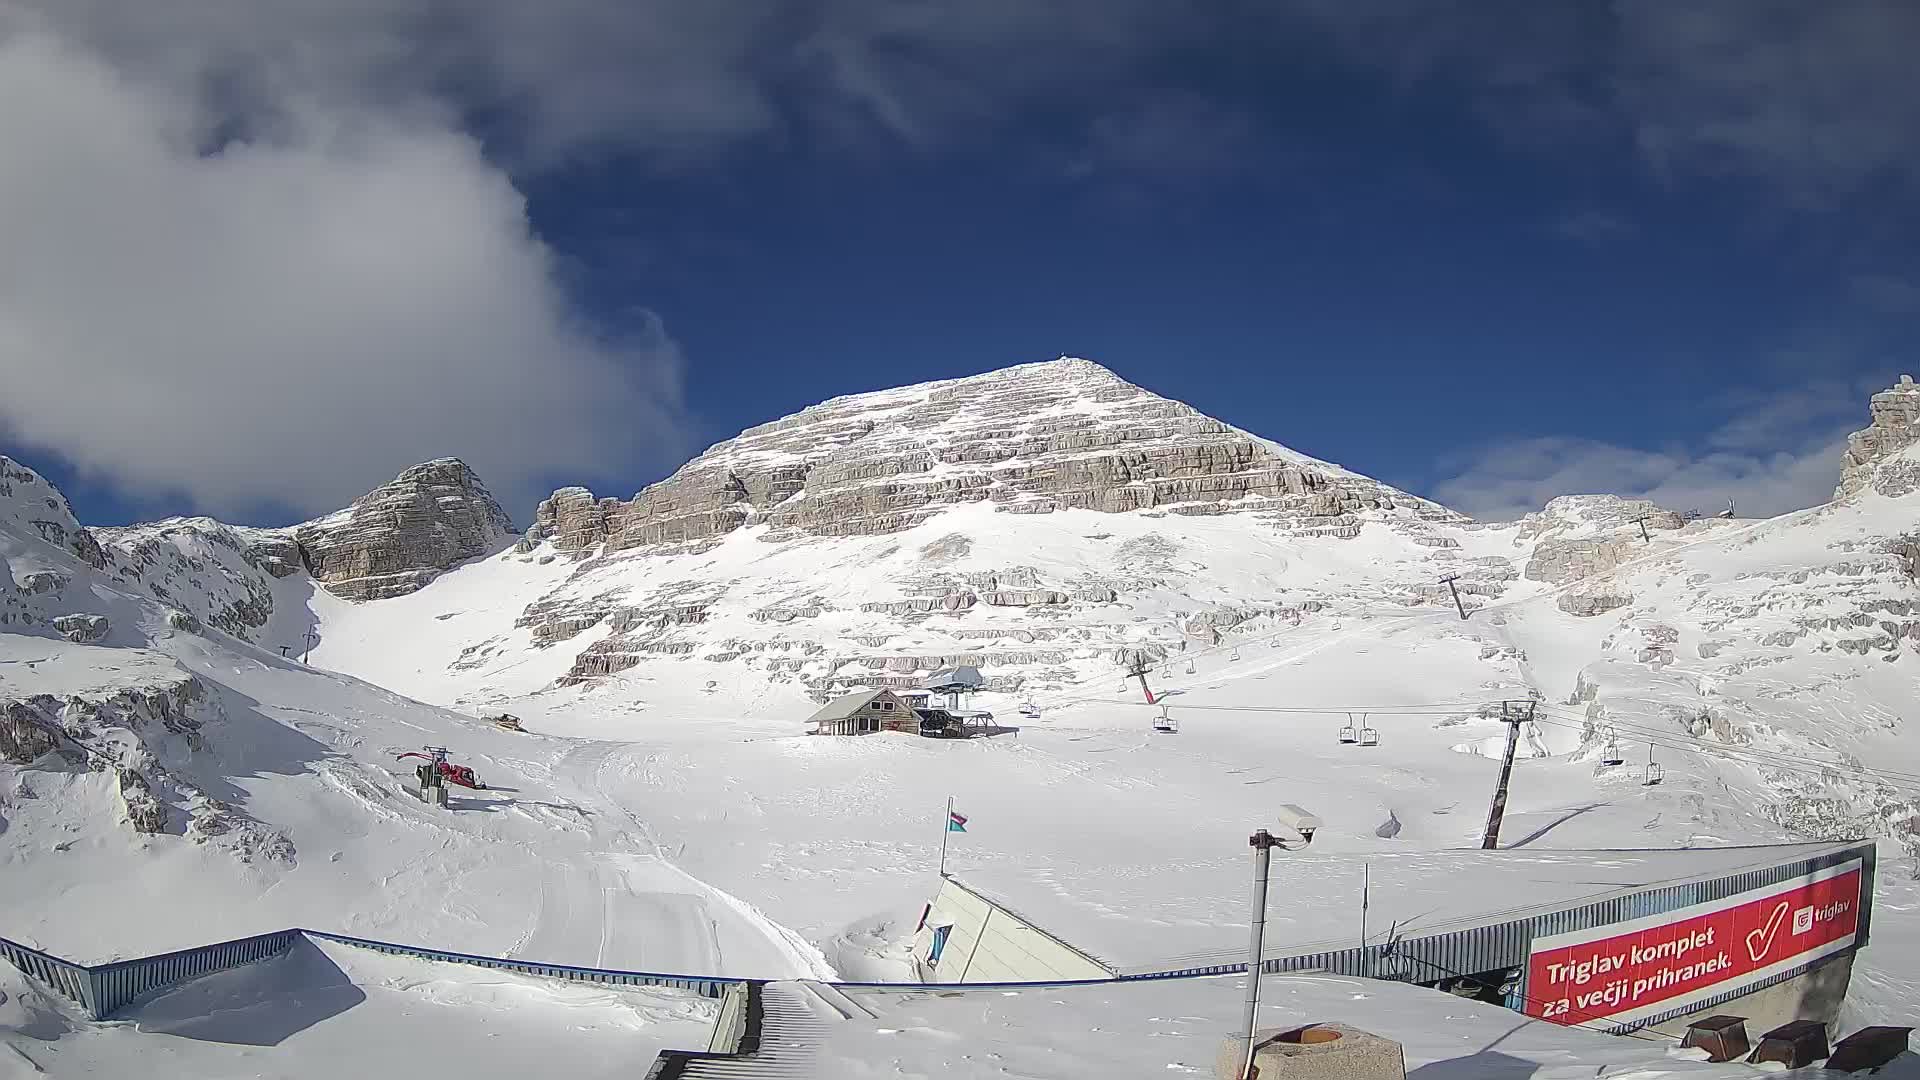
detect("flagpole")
[939,795,952,877]
[1360,862,1370,948]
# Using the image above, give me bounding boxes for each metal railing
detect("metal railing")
[706,982,751,1052]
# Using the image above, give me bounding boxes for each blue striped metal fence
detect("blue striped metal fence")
[0,933,98,1016]
[89,929,303,1019]
[3,927,742,1021]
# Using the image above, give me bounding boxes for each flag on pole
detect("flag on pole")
[947,809,968,833]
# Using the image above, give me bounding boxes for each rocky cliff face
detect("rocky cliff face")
[1837,374,1920,499]
[6,454,519,652]
[521,358,1459,558]
[474,360,1491,700]
[0,456,107,570]
[96,517,286,639]
[295,458,515,601]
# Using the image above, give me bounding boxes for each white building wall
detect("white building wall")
[910,877,1111,984]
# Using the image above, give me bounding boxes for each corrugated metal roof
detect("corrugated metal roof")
[921,666,983,690]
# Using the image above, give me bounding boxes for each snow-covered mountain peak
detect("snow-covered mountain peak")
[291,457,515,601]
[1837,373,1920,500]
[0,455,108,572]
[518,356,1459,563]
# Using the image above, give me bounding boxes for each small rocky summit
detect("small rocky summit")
[520,357,1458,557]
[1837,374,1920,499]
[296,459,515,601]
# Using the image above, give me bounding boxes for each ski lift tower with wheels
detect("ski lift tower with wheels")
[1122,657,1158,704]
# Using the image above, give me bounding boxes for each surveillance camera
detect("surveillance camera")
[1274,803,1322,844]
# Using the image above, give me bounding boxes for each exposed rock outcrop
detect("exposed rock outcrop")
[1,455,107,569]
[525,358,1458,557]
[1526,536,1639,586]
[1837,374,1920,499]
[2,676,291,858]
[117,767,168,833]
[52,614,109,643]
[241,530,307,578]
[1558,587,1633,617]
[295,459,515,601]
[19,571,66,595]
[0,700,60,763]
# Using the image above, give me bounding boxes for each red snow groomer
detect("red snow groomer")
[397,747,486,790]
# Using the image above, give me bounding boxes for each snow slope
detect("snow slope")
[0,936,715,1078]
[0,458,831,981]
[5,363,1920,1075]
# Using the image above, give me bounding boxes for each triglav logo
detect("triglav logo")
[1793,899,1850,938]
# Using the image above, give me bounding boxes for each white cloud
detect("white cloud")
[1430,380,1878,521]
[1432,436,1848,522]
[0,29,685,522]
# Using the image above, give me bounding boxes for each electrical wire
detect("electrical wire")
[1519,714,1920,799]
[1527,700,1920,773]
[1523,701,1920,786]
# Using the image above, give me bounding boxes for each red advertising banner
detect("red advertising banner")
[1525,860,1861,1026]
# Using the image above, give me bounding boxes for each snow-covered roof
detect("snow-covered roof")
[804,688,891,724]
[952,840,1861,976]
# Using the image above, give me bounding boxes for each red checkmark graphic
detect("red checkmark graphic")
[1746,901,1790,962]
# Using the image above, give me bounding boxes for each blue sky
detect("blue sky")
[2,2,1916,527]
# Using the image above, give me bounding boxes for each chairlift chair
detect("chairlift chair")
[1338,713,1359,744]
[1185,659,1196,674]
[1643,745,1664,786]
[1152,706,1179,734]
[1599,726,1625,767]
[1359,714,1380,747]
[1229,647,1241,662]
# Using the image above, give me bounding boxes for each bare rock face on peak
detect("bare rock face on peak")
[1837,374,1920,499]
[295,458,515,601]
[0,455,108,570]
[524,357,1458,557]
[1518,495,1686,586]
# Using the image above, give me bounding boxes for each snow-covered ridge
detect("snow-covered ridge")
[514,356,1459,561]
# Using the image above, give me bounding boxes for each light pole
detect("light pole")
[1236,805,1319,1080]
